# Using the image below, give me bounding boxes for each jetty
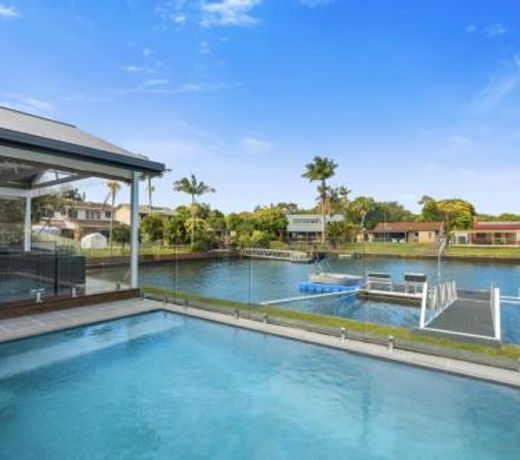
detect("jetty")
[418,282,501,345]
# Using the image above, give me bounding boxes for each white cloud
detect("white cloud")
[121,65,156,74]
[465,23,509,38]
[0,3,18,17]
[142,78,169,86]
[241,137,272,155]
[142,48,154,56]
[201,0,262,28]
[155,0,189,25]
[484,23,508,38]
[471,54,520,113]
[0,95,55,116]
[298,0,334,7]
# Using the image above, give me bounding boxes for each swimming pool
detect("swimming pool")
[0,311,518,459]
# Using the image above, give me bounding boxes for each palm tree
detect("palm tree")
[106,180,121,255]
[302,156,338,244]
[141,170,170,213]
[173,174,215,246]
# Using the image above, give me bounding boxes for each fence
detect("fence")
[419,281,458,328]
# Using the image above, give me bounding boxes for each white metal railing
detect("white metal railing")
[365,273,393,291]
[241,247,312,262]
[490,286,501,341]
[419,280,458,328]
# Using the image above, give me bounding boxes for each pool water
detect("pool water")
[0,311,519,460]
[90,257,520,343]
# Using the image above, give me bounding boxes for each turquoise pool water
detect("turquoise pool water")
[0,311,519,459]
[91,257,520,342]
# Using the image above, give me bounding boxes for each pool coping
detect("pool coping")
[0,298,519,389]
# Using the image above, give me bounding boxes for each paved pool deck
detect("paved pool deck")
[0,298,519,389]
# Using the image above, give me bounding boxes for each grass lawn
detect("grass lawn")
[143,286,520,361]
[335,243,520,259]
[81,244,192,258]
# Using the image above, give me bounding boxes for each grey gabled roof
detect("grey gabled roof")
[0,105,165,174]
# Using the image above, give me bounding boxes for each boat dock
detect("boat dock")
[419,283,501,345]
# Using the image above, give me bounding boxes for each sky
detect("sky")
[1,0,520,214]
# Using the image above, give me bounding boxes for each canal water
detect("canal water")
[90,256,520,343]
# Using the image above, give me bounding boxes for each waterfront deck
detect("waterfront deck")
[421,289,500,344]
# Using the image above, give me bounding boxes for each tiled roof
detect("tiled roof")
[474,222,520,231]
[372,221,443,233]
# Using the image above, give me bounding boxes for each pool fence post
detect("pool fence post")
[263,313,268,324]
[388,335,395,352]
[130,171,140,289]
[340,327,346,342]
[235,309,240,319]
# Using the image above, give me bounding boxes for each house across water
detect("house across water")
[367,221,444,244]
[287,214,344,242]
[452,221,520,246]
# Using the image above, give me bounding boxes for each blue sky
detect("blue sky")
[1,1,520,214]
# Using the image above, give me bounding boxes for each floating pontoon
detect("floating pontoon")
[309,272,363,286]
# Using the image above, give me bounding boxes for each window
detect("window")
[68,208,78,218]
[86,210,101,220]
[105,211,112,219]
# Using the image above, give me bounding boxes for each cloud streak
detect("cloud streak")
[201,0,262,28]
[0,3,17,17]
[471,54,520,113]
[298,0,334,7]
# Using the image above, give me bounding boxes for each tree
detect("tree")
[141,213,166,243]
[348,196,376,227]
[252,207,288,240]
[367,201,416,229]
[436,199,475,230]
[327,221,357,247]
[112,226,130,248]
[420,198,475,231]
[164,215,188,245]
[61,188,85,202]
[418,195,435,207]
[173,174,215,246]
[106,180,121,255]
[328,185,351,215]
[141,170,169,213]
[302,156,338,244]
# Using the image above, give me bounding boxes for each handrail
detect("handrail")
[241,247,312,262]
[490,286,501,341]
[420,280,458,328]
[419,282,428,328]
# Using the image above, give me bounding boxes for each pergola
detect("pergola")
[0,106,165,288]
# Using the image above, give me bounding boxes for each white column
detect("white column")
[24,196,32,252]
[130,172,140,288]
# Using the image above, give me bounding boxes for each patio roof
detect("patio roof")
[0,105,164,288]
[0,105,165,190]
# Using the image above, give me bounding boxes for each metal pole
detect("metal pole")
[248,254,252,307]
[130,172,140,289]
[361,211,367,279]
[174,241,178,296]
[24,196,32,252]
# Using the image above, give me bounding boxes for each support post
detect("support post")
[24,196,32,252]
[130,172,140,289]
